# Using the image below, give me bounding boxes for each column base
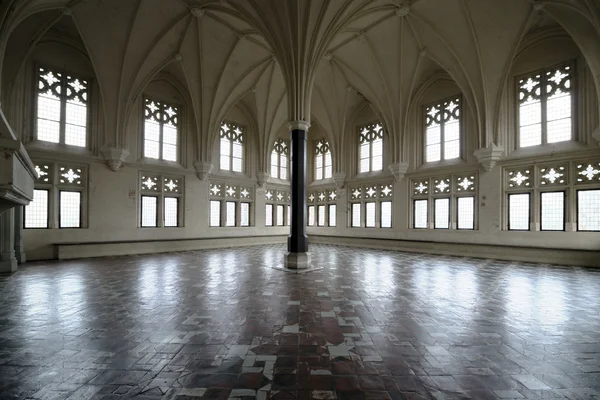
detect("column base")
[284,252,312,269]
[0,258,17,273]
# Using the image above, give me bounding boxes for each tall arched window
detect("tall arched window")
[518,63,573,148]
[315,139,332,180]
[144,98,179,162]
[36,66,89,147]
[359,123,383,173]
[220,122,244,172]
[270,139,288,180]
[425,97,460,162]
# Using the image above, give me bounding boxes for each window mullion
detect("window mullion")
[60,78,67,144]
[159,105,164,160]
[440,121,445,161]
[541,72,548,145]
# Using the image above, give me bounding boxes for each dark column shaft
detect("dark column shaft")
[288,128,308,253]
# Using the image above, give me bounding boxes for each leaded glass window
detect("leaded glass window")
[540,191,565,231]
[24,189,49,229]
[577,190,600,231]
[359,123,384,173]
[425,97,460,162]
[36,67,88,147]
[140,173,183,227]
[209,182,253,227]
[220,122,244,172]
[518,64,572,147]
[508,193,530,231]
[271,139,288,180]
[315,139,332,180]
[144,98,179,161]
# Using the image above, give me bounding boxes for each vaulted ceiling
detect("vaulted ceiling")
[1,0,599,163]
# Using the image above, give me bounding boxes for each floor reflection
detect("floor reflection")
[0,244,599,399]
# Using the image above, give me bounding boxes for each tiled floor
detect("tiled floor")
[1,244,600,400]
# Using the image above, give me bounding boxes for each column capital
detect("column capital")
[256,172,270,189]
[101,147,129,171]
[194,161,213,180]
[474,143,504,172]
[288,120,310,131]
[332,172,346,189]
[388,162,409,182]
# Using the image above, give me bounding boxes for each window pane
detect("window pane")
[414,200,428,229]
[365,202,376,227]
[541,192,564,231]
[372,155,383,172]
[226,201,236,227]
[519,123,542,148]
[577,190,600,231]
[444,139,460,160]
[232,156,242,173]
[316,156,323,169]
[141,196,158,228]
[271,151,279,178]
[360,143,370,160]
[220,138,231,156]
[381,201,392,228]
[25,189,49,228]
[37,96,61,122]
[324,166,332,179]
[426,126,441,146]
[265,204,273,226]
[65,124,86,147]
[163,125,177,145]
[317,205,325,226]
[434,198,450,229]
[162,144,177,162]
[546,118,571,144]
[316,166,323,181]
[509,193,530,230]
[328,204,337,227]
[37,118,60,144]
[280,155,287,180]
[325,153,332,167]
[372,139,383,157]
[287,205,291,226]
[164,197,179,227]
[144,121,160,159]
[444,121,459,141]
[210,200,221,227]
[276,205,284,226]
[360,158,370,174]
[546,95,571,121]
[457,197,474,230]
[519,101,542,127]
[351,203,361,227]
[240,203,250,226]
[220,155,230,171]
[65,102,87,127]
[308,206,315,226]
[60,191,81,228]
[426,144,441,162]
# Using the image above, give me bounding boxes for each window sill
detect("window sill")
[267,177,290,186]
[139,158,183,169]
[352,171,389,181]
[212,170,249,182]
[309,178,335,187]
[418,158,466,171]
[26,141,95,159]
[505,141,587,161]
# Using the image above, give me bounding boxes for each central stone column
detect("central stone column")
[285,120,311,269]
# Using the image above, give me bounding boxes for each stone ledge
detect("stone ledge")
[54,235,287,260]
[310,235,600,268]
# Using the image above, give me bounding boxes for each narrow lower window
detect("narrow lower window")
[308,205,315,226]
[365,202,376,228]
[141,196,158,227]
[414,199,428,229]
[317,205,325,227]
[24,189,49,228]
[457,197,475,230]
[381,201,392,228]
[508,193,530,231]
[59,191,81,228]
[434,198,450,229]
[328,204,337,227]
[226,201,236,227]
[210,200,221,227]
[240,203,250,227]
[265,204,273,226]
[577,190,600,231]
[276,205,284,226]
[164,197,179,227]
[351,203,361,227]
[540,192,565,231]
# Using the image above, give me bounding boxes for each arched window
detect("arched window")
[518,63,573,148]
[143,98,179,162]
[270,139,288,180]
[220,122,244,172]
[425,97,460,162]
[36,66,89,147]
[315,139,332,180]
[359,123,383,173]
